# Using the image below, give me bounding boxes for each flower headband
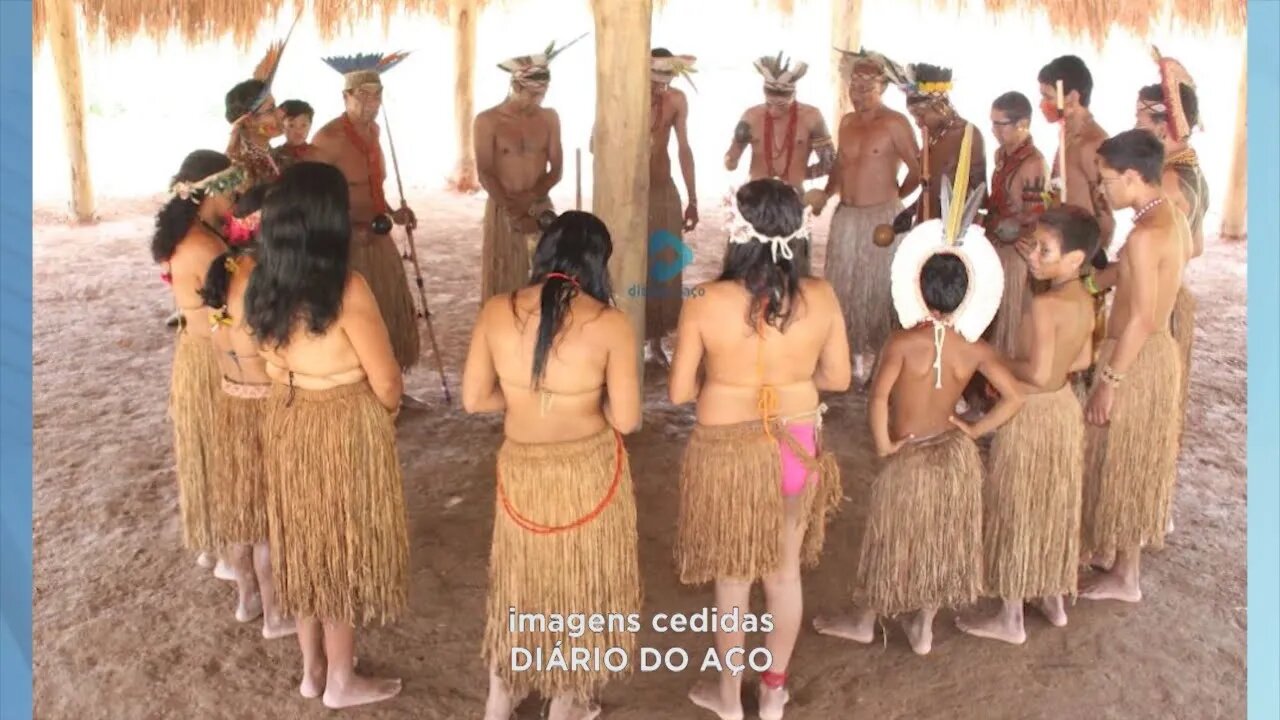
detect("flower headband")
[170,165,248,203]
[723,188,815,264]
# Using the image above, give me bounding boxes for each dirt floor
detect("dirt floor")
[31,192,1246,719]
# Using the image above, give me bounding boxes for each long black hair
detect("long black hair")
[524,211,615,389]
[243,162,352,349]
[718,178,805,332]
[151,150,231,264]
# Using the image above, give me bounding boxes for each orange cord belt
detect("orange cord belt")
[496,430,625,535]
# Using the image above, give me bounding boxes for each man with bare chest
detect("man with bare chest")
[309,52,423,406]
[643,49,699,365]
[1037,56,1115,251]
[725,53,834,276]
[1078,130,1188,603]
[894,64,987,235]
[475,39,580,304]
[811,50,921,382]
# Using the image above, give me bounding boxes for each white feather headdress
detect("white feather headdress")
[889,123,1003,387]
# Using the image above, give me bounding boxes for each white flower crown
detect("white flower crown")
[722,187,815,264]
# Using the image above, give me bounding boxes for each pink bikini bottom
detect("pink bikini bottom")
[779,422,817,497]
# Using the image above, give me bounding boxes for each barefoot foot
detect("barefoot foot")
[214,559,237,582]
[1080,571,1142,603]
[687,681,744,720]
[956,611,1026,645]
[322,674,403,709]
[548,695,602,720]
[1036,597,1069,627]
[300,666,326,699]
[196,552,214,569]
[903,613,935,655]
[263,615,297,640]
[812,614,875,644]
[235,591,263,623]
[758,684,790,720]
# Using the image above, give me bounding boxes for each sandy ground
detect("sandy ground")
[32,192,1245,719]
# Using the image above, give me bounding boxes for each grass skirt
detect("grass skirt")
[210,379,270,546]
[481,197,540,304]
[823,200,904,357]
[169,332,222,552]
[1171,285,1195,450]
[350,227,420,371]
[1081,332,1181,556]
[984,384,1084,600]
[990,243,1031,358]
[646,177,685,340]
[675,420,841,585]
[853,431,983,616]
[264,381,408,625]
[482,428,641,702]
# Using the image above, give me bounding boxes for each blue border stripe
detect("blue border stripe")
[0,1,34,719]
[1247,2,1280,719]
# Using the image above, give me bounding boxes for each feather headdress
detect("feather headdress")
[754,53,808,93]
[498,34,588,90]
[651,53,698,91]
[890,124,1002,388]
[906,63,954,101]
[1147,46,1199,142]
[170,164,250,204]
[321,51,412,91]
[834,47,906,87]
[247,10,302,114]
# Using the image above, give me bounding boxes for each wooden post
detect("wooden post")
[447,0,481,193]
[46,0,95,222]
[591,0,652,399]
[1220,51,1247,241]
[830,0,862,126]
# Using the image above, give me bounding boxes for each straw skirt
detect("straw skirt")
[264,381,408,625]
[169,332,222,552]
[675,421,841,585]
[1080,332,1182,556]
[984,384,1084,600]
[350,227,420,372]
[481,198,541,304]
[1171,285,1196,448]
[991,243,1032,358]
[823,200,904,357]
[210,379,270,546]
[483,428,641,703]
[646,177,685,340]
[853,430,983,616]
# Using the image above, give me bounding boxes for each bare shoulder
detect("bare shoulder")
[742,105,765,123]
[540,107,561,124]
[798,103,825,123]
[798,276,837,305]
[668,87,689,107]
[344,269,374,300]
[312,118,344,142]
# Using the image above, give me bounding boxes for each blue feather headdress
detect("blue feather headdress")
[321,51,412,90]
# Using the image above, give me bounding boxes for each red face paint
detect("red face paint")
[1040,99,1062,123]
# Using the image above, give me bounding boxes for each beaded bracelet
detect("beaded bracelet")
[1099,364,1125,386]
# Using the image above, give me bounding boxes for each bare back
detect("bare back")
[469,286,638,443]
[1013,282,1095,393]
[211,256,272,385]
[310,117,382,226]
[169,226,226,340]
[260,274,373,391]
[833,108,916,206]
[1108,203,1190,340]
[883,326,991,439]
[674,278,849,425]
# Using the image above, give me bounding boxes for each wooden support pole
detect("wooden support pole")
[830,0,862,126]
[1220,50,1247,241]
[591,0,652,401]
[46,0,95,222]
[447,0,481,193]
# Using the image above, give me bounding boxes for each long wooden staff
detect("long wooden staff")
[1056,79,1068,205]
[381,105,453,405]
[920,125,932,220]
[576,148,583,210]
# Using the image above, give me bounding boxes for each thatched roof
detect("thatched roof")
[33,0,1245,54]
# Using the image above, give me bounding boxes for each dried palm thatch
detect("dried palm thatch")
[32,0,1244,55]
